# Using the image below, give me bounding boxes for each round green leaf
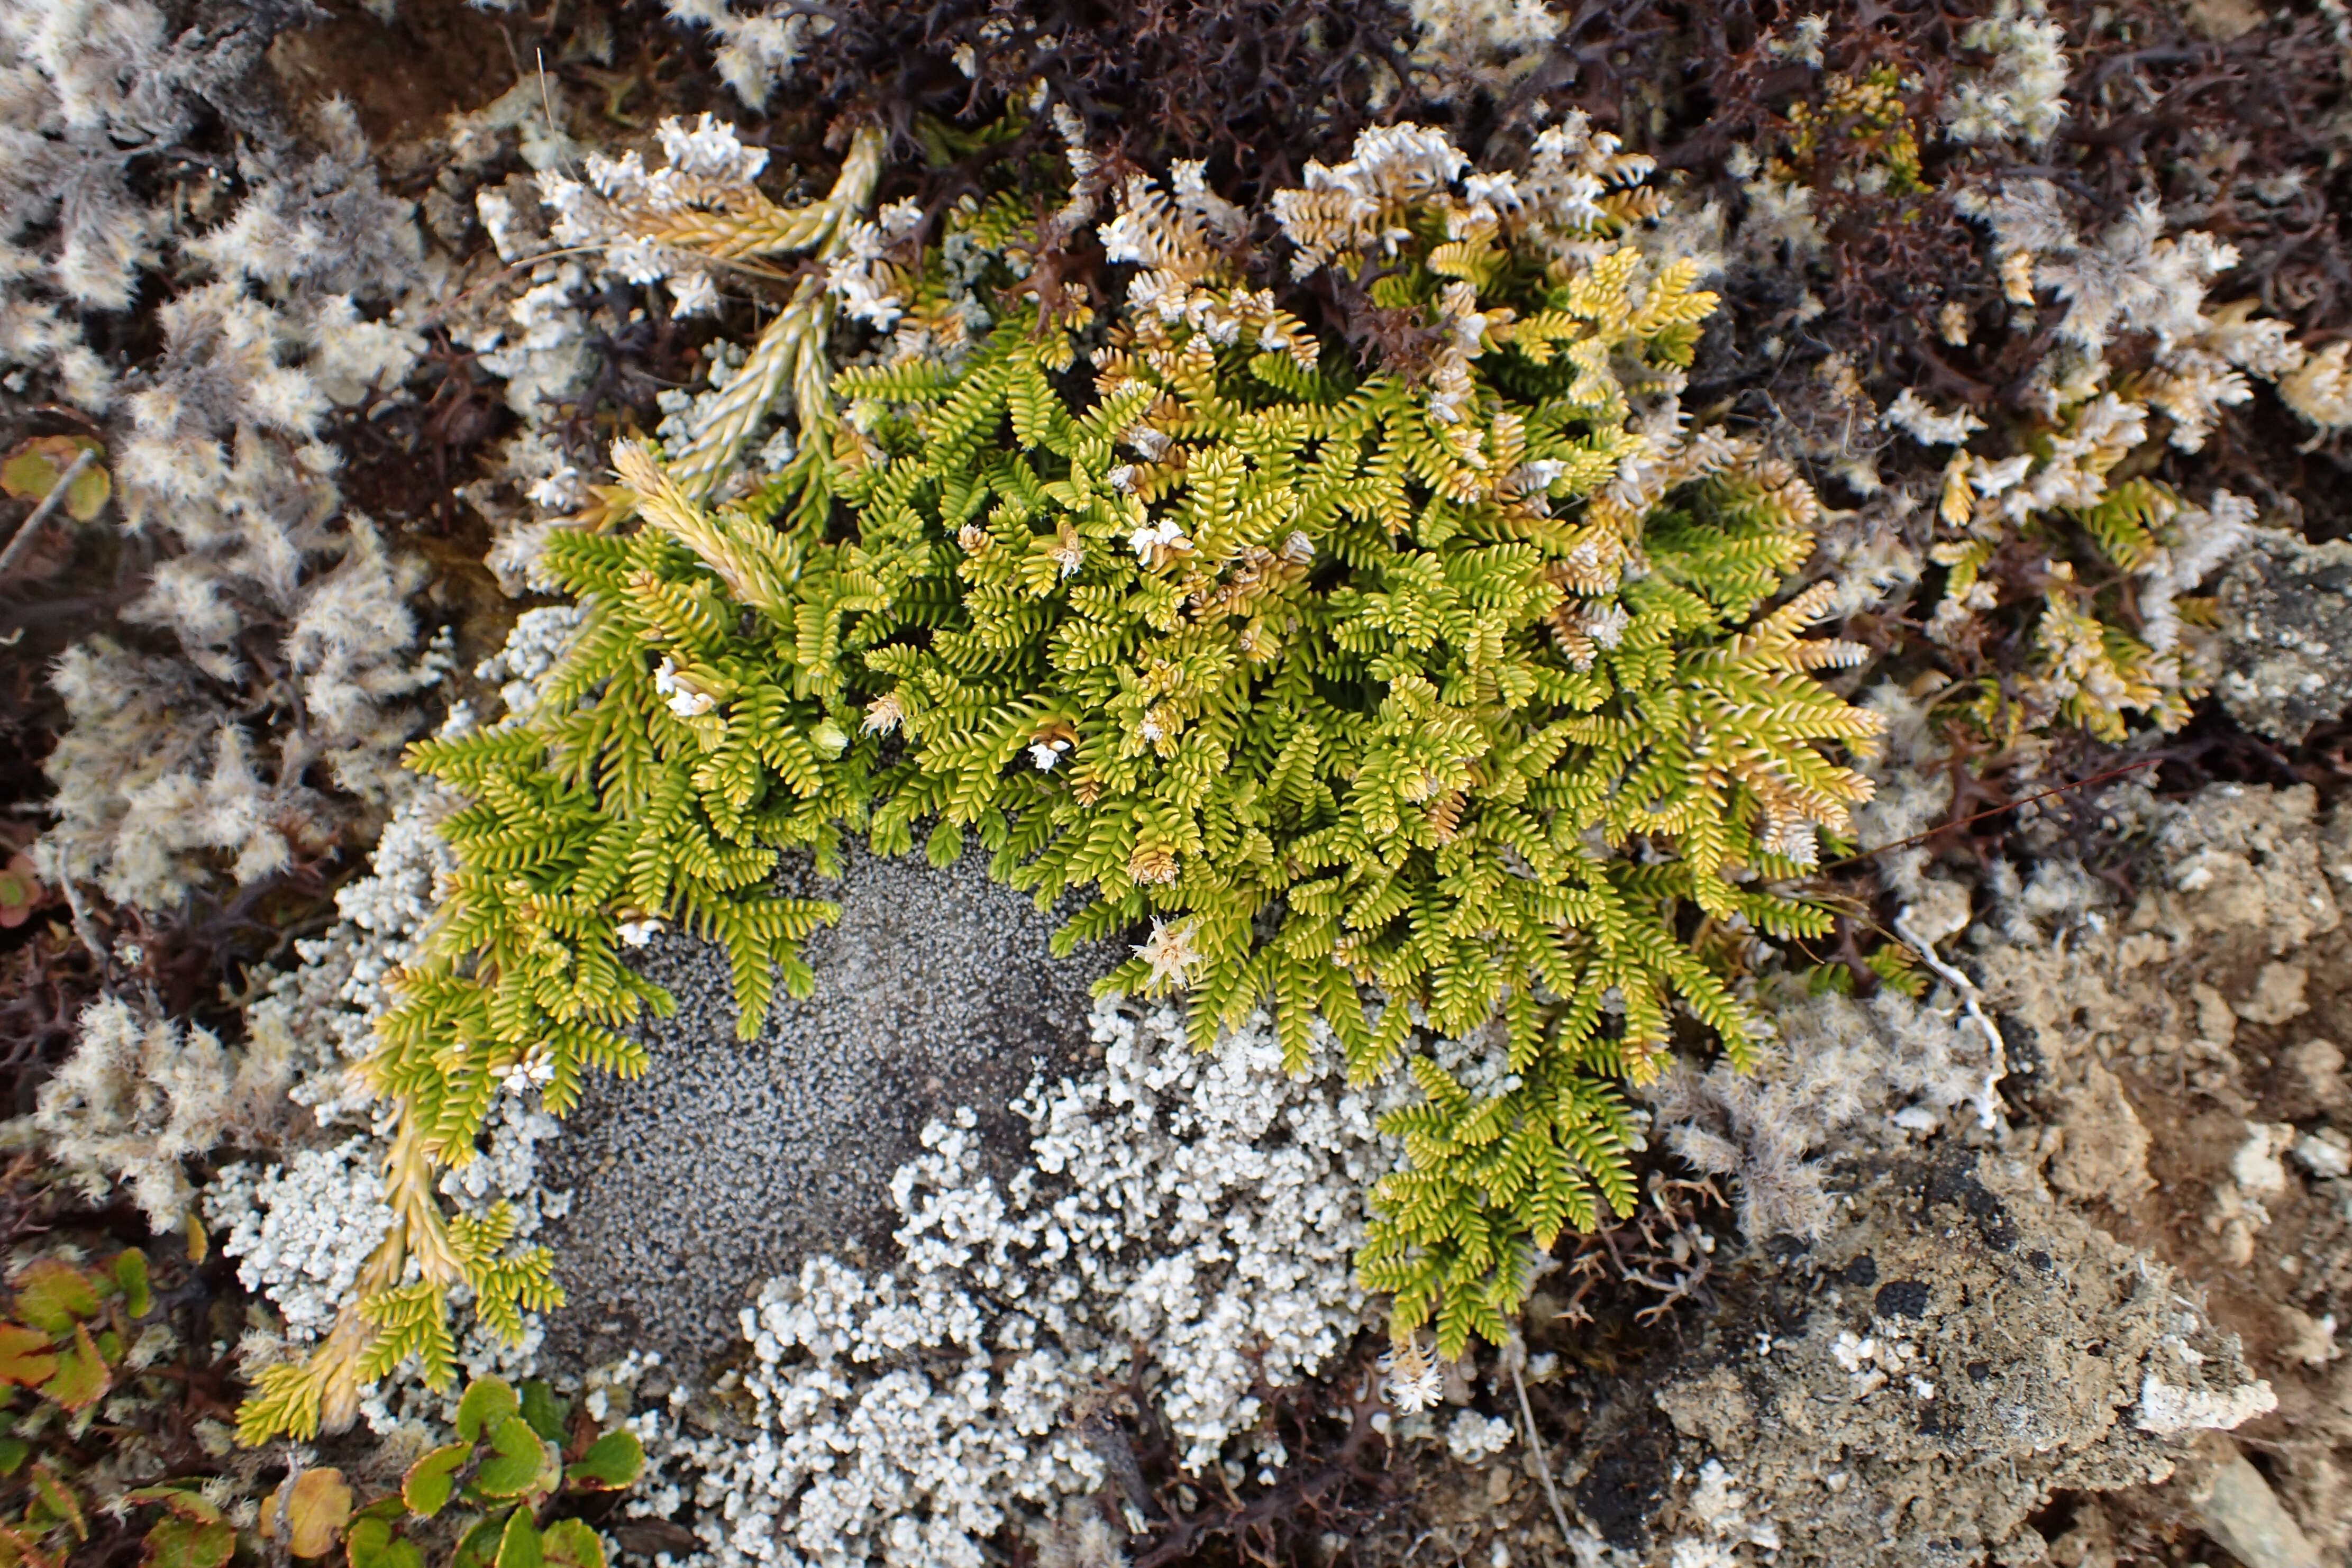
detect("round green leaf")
[452,1509,511,1568]
[345,1517,424,1568]
[518,1380,569,1444]
[540,1519,605,1568]
[494,1510,543,1568]
[473,1416,558,1500]
[14,1261,98,1335]
[566,1429,644,1491]
[457,1376,519,1442]
[143,1515,235,1568]
[401,1443,470,1519]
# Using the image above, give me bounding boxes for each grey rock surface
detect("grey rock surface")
[533,843,1122,1380]
[2216,530,2352,744]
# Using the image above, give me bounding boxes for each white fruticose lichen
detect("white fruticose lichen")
[13,63,450,911]
[1444,1408,1517,1463]
[1945,0,2070,148]
[12,993,295,1230]
[1647,990,1983,1243]
[1406,0,1563,98]
[207,1137,395,1342]
[623,998,1425,1568]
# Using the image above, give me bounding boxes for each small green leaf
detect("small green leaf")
[494,1511,543,1568]
[14,1261,98,1335]
[457,1376,519,1442]
[0,436,108,522]
[344,1518,389,1568]
[0,1437,26,1476]
[473,1415,558,1500]
[518,1379,569,1444]
[345,1517,424,1568]
[925,819,962,869]
[143,1516,235,1568]
[566,1429,644,1491]
[0,1521,42,1568]
[451,1510,510,1568]
[540,1520,605,1568]
[30,1461,85,1539]
[113,1251,150,1318]
[0,1325,57,1389]
[401,1443,470,1518]
[39,1323,108,1412]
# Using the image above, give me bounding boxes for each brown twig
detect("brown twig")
[1819,756,2162,872]
[0,448,97,583]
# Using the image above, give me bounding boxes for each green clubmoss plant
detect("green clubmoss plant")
[238,117,1884,1440]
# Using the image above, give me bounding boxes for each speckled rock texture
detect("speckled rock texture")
[1623,1150,2265,1568]
[2216,530,2352,744]
[532,843,1120,1379]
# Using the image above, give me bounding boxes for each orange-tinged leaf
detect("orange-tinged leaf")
[540,1520,604,1568]
[284,1468,354,1558]
[143,1517,235,1568]
[13,1262,97,1335]
[38,1324,108,1412]
[473,1416,557,1500]
[0,1521,57,1568]
[29,1461,85,1540]
[564,1429,642,1491]
[401,1443,469,1518]
[0,1325,57,1388]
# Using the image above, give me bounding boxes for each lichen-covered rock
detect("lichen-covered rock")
[1970,783,2352,1562]
[2216,530,2352,744]
[604,997,1420,1568]
[531,841,1119,1379]
[1626,1151,2272,1568]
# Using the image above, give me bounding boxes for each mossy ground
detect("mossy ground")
[5,0,2352,1562]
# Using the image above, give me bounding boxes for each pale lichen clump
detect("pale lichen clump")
[8,995,294,1232]
[5,3,449,910]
